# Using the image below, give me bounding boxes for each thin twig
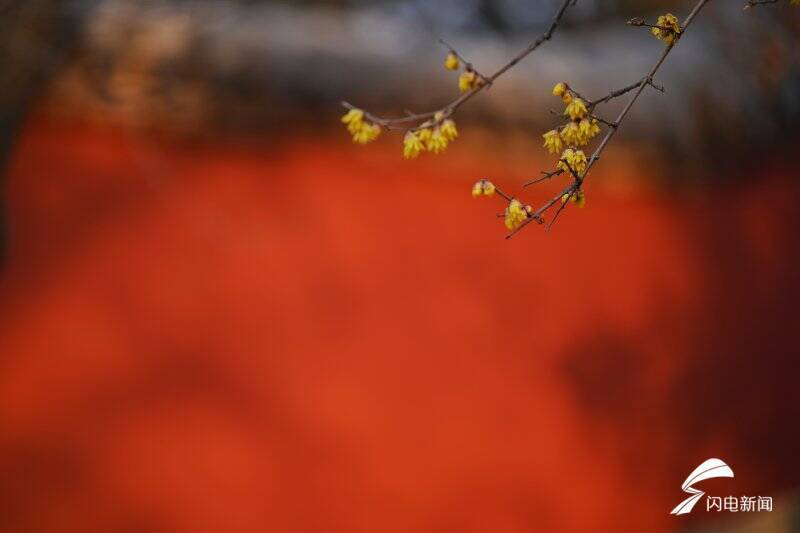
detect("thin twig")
[743,0,779,8]
[524,168,563,187]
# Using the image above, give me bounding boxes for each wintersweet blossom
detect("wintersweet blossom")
[561,190,587,209]
[471,179,496,198]
[441,119,458,141]
[504,199,528,230]
[565,98,588,120]
[403,131,425,159]
[557,148,588,175]
[543,129,564,154]
[445,52,460,71]
[578,118,601,144]
[459,70,480,92]
[560,122,581,147]
[651,13,681,44]
[341,108,381,145]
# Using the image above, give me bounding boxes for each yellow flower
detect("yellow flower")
[561,190,587,208]
[441,119,458,141]
[504,199,528,230]
[352,123,381,145]
[417,126,433,143]
[565,98,588,120]
[651,13,681,45]
[471,178,496,198]
[341,108,364,124]
[559,122,581,147]
[552,82,572,104]
[426,128,449,154]
[445,52,460,71]
[403,131,425,159]
[792,0,800,5]
[341,108,365,135]
[472,182,483,198]
[343,108,380,145]
[557,148,574,173]
[557,148,588,175]
[543,129,564,154]
[578,118,600,144]
[459,70,480,92]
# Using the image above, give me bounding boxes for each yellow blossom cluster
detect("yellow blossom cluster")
[793,0,800,5]
[403,112,459,159]
[341,108,381,145]
[504,199,531,230]
[540,82,598,197]
[471,179,496,198]
[542,82,600,159]
[651,14,681,45]
[561,190,587,209]
[557,148,588,175]
[558,118,600,147]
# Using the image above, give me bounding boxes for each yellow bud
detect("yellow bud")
[459,70,479,93]
[552,82,567,97]
[504,198,527,230]
[341,108,364,124]
[445,52,460,71]
[472,182,483,198]
[651,13,681,44]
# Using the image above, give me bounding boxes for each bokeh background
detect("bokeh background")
[1,1,799,532]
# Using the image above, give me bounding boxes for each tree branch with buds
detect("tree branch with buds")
[340,0,577,149]
[339,0,796,238]
[503,5,708,238]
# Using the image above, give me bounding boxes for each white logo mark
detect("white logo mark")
[670,458,734,516]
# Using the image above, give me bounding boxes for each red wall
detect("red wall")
[1,118,798,532]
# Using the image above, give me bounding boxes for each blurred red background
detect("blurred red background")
[0,109,798,532]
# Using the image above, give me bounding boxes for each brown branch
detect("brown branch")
[626,18,676,32]
[524,168,563,187]
[506,0,713,238]
[743,0,779,8]
[588,78,664,108]
[342,0,577,131]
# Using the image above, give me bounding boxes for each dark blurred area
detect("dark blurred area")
[1,1,800,533]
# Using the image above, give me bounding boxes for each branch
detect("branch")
[342,0,577,131]
[743,0,779,8]
[506,0,713,237]
[588,78,664,108]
